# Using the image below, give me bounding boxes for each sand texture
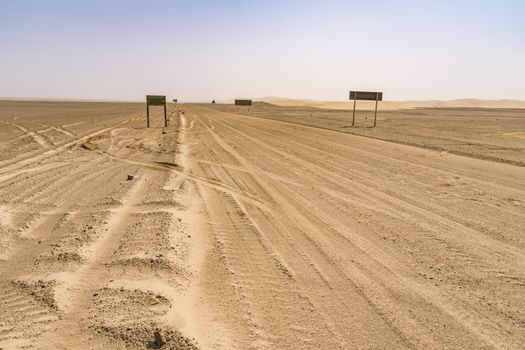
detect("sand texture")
[262,97,525,110]
[0,100,524,349]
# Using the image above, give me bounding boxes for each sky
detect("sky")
[0,0,524,102]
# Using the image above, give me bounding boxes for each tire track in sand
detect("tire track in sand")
[36,172,151,347]
[189,112,411,349]
[190,108,523,349]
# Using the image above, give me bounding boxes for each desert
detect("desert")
[0,99,524,349]
[2,1,524,348]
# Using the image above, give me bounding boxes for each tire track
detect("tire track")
[190,112,413,348]
[0,121,54,148]
[0,118,134,178]
[0,282,59,348]
[188,106,524,349]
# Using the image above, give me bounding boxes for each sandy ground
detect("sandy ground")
[263,98,525,110]
[209,102,525,166]
[0,100,524,349]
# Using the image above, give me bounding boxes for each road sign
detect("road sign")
[349,91,383,127]
[146,95,167,128]
[349,91,383,101]
[235,99,252,106]
[147,95,166,106]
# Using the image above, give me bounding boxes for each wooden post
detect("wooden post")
[352,94,357,127]
[146,104,150,128]
[163,101,167,127]
[374,93,378,127]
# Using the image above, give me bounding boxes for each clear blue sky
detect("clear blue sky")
[1,0,524,101]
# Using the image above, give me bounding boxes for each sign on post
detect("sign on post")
[349,91,383,127]
[235,99,252,106]
[146,95,167,128]
[234,99,252,113]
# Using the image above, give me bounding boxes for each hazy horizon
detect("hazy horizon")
[1,0,524,102]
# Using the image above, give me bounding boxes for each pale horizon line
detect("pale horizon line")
[2,96,525,104]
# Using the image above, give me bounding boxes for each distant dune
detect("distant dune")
[260,97,525,110]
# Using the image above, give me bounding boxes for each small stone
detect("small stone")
[154,331,164,346]
[127,174,134,181]
[147,296,159,305]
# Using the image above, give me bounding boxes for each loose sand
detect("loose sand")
[0,100,524,349]
[263,97,525,110]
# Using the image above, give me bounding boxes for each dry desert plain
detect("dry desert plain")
[0,100,524,349]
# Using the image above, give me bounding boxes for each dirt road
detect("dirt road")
[0,101,198,349]
[208,102,525,166]
[0,101,524,349]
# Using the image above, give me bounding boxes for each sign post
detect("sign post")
[374,93,379,127]
[235,99,252,113]
[349,91,383,127]
[146,95,167,128]
[352,94,357,126]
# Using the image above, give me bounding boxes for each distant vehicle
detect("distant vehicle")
[173,99,177,103]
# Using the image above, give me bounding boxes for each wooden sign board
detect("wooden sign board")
[349,91,383,101]
[235,99,252,106]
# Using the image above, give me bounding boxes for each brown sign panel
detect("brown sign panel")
[349,91,383,101]
[235,99,252,106]
[147,95,166,106]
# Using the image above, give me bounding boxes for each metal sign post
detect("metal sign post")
[349,91,383,127]
[374,93,379,127]
[146,95,167,128]
[352,94,357,126]
[146,101,150,128]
